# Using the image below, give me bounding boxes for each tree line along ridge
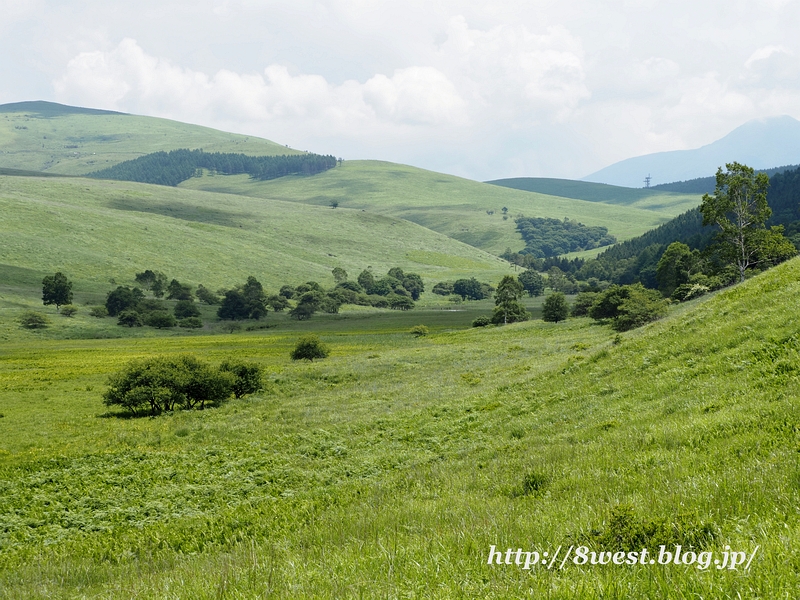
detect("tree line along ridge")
[88,148,339,186]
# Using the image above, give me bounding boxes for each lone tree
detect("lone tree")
[700,162,795,281]
[290,335,329,361]
[491,275,529,325]
[542,292,569,323]
[42,272,73,312]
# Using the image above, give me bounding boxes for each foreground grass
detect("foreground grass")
[1,260,799,598]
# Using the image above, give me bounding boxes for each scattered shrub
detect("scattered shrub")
[60,305,78,317]
[144,312,177,329]
[89,305,109,318]
[103,354,236,416]
[409,325,429,337]
[585,504,717,553]
[472,316,491,327]
[117,310,143,327]
[179,317,204,328]
[220,360,264,398]
[290,335,329,361]
[18,311,50,329]
[174,299,201,319]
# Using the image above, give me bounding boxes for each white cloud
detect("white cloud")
[1,0,797,180]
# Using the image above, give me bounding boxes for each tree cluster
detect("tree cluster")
[103,355,263,416]
[89,149,338,187]
[515,216,616,258]
[499,163,799,298]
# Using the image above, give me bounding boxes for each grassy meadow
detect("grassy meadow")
[1,254,798,598]
[180,161,695,255]
[0,174,511,294]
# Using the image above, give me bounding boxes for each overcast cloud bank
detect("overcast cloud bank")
[2,0,800,181]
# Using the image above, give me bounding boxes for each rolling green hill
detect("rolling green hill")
[0,101,302,176]
[0,174,509,295]
[0,102,699,257]
[180,161,683,255]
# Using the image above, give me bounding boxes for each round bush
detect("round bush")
[290,335,329,361]
[18,311,50,329]
[472,316,491,327]
[179,316,204,328]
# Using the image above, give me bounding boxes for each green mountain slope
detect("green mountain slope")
[1,102,691,256]
[0,174,508,293]
[487,176,702,214]
[180,160,680,255]
[0,101,301,176]
[0,255,797,597]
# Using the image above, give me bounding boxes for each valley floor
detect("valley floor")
[1,262,799,598]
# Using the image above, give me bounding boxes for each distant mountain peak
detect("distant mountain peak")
[582,115,800,188]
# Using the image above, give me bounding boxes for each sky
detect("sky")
[2,0,799,181]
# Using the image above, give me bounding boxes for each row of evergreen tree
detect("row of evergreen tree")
[89,148,338,186]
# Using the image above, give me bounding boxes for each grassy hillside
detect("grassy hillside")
[0,101,301,176]
[487,176,702,214]
[0,174,509,294]
[0,102,697,257]
[180,161,682,255]
[0,256,797,598]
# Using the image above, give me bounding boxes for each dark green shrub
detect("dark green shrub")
[18,311,50,329]
[390,295,415,310]
[432,282,454,296]
[89,305,109,318]
[220,360,263,398]
[103,354,235,416]
[671,283,710,302]
[174,299,201,319]
[290,335,329,361]
[571,291,599,317]
[589,284,667,331]
[106,286,144,316]
[144,312,177,329]
[179,317,204,328]
[137,299,168,313]
[117,310,143,327]
[472,316,491,327]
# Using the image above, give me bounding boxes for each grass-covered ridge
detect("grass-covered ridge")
[0,101,301,176]
[181,160,686,255]
[0,257,798,598]
[0,174,508,293]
